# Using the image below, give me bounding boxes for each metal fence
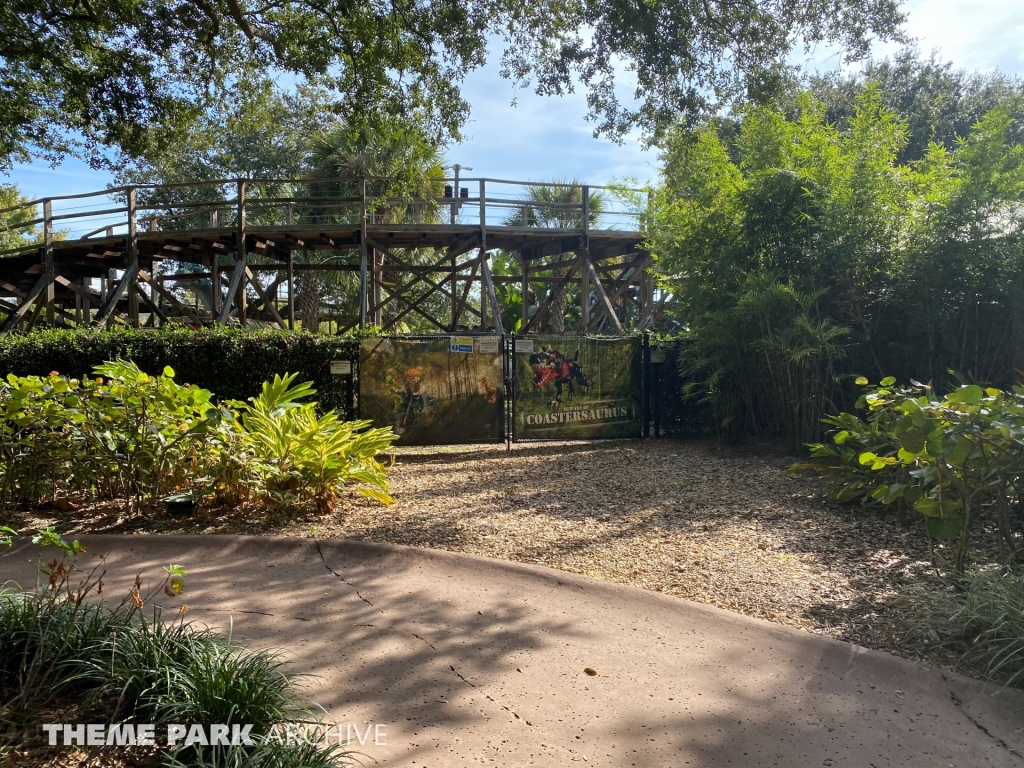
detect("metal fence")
[354,333,699,444]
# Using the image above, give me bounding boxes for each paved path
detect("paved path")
[2,535,1023,767]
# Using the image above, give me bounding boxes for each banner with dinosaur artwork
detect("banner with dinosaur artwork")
[359,336,504,445]
[512,335,642,440]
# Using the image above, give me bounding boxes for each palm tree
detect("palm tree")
[504,180,605,332]
[295,119,446,332]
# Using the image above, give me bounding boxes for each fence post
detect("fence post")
[236,179,247,325]
[642,331,650,438]
[42,199,54,326]
[359,178,368,329]
[126,188,139,327]
[654,347,662,439]
[509,334,516,444]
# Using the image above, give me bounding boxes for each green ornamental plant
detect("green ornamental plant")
[0,360,395,515]
[232,373,396,510]
[801,376,1024,572]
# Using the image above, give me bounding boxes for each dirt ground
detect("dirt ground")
[13,438,970,674]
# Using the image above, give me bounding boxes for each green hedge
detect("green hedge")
[0,328,360,417]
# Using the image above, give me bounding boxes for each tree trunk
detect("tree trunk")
[297,271,321,333]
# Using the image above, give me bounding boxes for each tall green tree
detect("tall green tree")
[300,118,446,332]
[0,184,41,253]
[805,47,1024,164]
[1,0,905,170]
[650,85,1024,444]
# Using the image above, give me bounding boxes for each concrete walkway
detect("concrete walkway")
[2,535,1022,767]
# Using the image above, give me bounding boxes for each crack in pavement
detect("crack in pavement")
[191,607,312,622]
[314,540,529,726]
[944,676,1024,762]
[446,664,528,724]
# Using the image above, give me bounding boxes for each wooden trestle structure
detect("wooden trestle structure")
[0,177,673,335]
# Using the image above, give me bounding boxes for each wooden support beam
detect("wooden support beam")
[521,254,584,334]
[134,281,168,325]
[243,267,285,328]
[245,275,285,319]
[584,258,624,334]
[480,252,504,335]
[287,250,295,330]
[137,269,204,325]
[54,275,102,303]
[93,264,139,327]
[236,179,247,324]
[218,259,247,325]
[589,255,652,328]
[580,250,590,332]
[521,255,529,330]
[24,296,46,332]
[379,275,454,332]
[43,199,55,325]
[126,189,140,327]
[453,260,480,329]
[0,273,53,336]
[0,282,27,298]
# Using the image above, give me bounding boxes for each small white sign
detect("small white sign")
[514,339,534,354]
[650,350,666,364]
[476,338,500,354]
[330,360,352,375]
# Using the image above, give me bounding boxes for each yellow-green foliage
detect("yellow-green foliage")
[0,360,395,514]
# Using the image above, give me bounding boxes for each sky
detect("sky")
[6,0,1024,200]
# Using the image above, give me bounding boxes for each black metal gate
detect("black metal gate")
[356,332,691,444]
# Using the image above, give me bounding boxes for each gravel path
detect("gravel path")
[22,438,951,670]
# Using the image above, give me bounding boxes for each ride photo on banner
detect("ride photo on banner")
[513,335,642,440]
[359,337,505,445]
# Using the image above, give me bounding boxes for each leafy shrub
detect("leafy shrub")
[0,361,395,514]
[236,374,395,510]
[0,327,361,418]
[800,376,1024,572]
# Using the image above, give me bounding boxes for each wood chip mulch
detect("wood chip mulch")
[19,439,966,672]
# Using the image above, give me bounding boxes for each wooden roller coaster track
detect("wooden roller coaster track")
[0,176,673,335]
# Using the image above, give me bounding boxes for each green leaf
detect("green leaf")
[880,376,896,386]
[832,483,864,503]
[945,436,974,467]
[925,431,945,456]
[163,365,176,378]
[927,514,963,541]
[855,376,869,386]
[858,451,878,466]
[898,426,926,454]
[897,447,918,463]
[914,497,960,518]
[951,384,984,406]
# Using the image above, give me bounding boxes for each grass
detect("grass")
[958,569,1024,686]
[896,568,1024,688]
[0,538,359,768]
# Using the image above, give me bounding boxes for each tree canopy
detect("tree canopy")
[1,0,906,170]
[804,47,1024,164]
